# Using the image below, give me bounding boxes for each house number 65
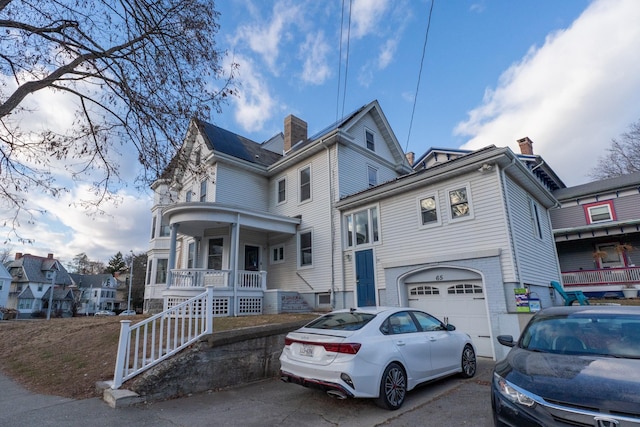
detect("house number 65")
[435,275,444,281]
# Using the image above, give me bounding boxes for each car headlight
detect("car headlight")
[494,372,536,407]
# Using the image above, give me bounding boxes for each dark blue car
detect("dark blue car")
[492,306,640,426]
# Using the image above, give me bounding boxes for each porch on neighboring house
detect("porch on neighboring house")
[562,266,640,297]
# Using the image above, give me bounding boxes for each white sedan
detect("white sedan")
[280,306,476,410]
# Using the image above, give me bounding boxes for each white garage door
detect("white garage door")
[408,281,493,358]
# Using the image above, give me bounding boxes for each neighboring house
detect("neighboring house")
[0,262,11,308]
[144,100,566,360]
[69,273,121,315]
[4,253,74,318]
[551,171,640,297]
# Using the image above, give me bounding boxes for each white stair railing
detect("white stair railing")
[111,286,214,389]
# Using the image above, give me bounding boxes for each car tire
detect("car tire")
[460,344,477,378]
[375,362,406,410]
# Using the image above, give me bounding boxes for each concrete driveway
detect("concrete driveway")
[1,358,495,427]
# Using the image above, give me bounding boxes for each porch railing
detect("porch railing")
[562,266,640,286]
[112,287,214,389]
[170,268,266,290]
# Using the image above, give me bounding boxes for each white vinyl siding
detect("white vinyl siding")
[215,163,270,210]
[505,175,560,285]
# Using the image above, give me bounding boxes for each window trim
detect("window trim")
[298,229,313,268]
[584,200,615,224]
[299,165,312,203]
[367,165,378,187]
[530,198,543,240]
[200,180,207,202]
[276,177,287,205]
[344,205,380,248]
[417,192,441,228]
[365,128,375,151]
[270,244,285,265]
[446,184,474,222]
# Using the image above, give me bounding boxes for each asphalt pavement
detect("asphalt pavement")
[0,358,495,427]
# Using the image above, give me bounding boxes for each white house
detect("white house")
[144,100,564,359]
[69,273,121,314]
[0,262,11,308]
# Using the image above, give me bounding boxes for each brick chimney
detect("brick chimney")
[405,152,415,166]
[15,252,22,260]
[47,253,54,259]
[517,137,534,155]
[284,115,307,153]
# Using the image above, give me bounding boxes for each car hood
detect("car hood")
[496,348,640,413]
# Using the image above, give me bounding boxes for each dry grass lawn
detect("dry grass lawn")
[0,313,316,399]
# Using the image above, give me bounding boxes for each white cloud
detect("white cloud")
[455,0,640,186]
[378,37,398,69]
[351,0,390,39]
[299,31,332,85]
[229,55,277,132]
[2,185,151,264]
[233,0,302,74]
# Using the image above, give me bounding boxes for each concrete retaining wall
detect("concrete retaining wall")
[127,320,309,401]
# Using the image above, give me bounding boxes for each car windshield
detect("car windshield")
[521,314,640,358]
[305,312,376,331]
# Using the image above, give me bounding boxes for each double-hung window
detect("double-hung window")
[271,245,285,264]
[365,129,375,151]
[277,177,286,204]
[584,201,615,224]
[200,180,207,202]
[299,230,313,267]
[368,165,378,187]
[448,185,473,221]
[419,194,440,227]
[299,166,311,202]
[530,198,543,239]
[156,259,168,284]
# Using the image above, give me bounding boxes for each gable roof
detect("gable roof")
[552,171,640,201]
[5,254,72,286]
[69,273,117,289]
[336,145,558,210]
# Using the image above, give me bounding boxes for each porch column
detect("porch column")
[230,215,240,316]
[167,223,180,288]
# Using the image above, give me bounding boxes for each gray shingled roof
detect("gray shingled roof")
[69,273,115,289]
[553,171,640,200]
[4,254,73,286]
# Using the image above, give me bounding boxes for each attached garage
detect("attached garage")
[406,277,493,358]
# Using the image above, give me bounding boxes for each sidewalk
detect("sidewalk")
[0,358,495,427]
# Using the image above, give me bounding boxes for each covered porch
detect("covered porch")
[562,266,640,298]
[160,202,301,316]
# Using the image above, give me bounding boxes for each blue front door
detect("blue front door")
[356,249,376,306]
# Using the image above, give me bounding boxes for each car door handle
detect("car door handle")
[396,340,406,346]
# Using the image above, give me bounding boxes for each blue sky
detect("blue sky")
[3,0,640,265]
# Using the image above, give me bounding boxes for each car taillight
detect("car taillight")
[284,338,361,354]
[323,343,361,354]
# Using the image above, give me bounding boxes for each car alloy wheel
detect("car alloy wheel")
[375,362,406,410]
[460,344,477,378]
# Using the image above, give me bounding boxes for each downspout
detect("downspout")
[500,159,524,288]
[323,140,336,309]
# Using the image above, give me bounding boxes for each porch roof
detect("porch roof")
[163,202,301,236]
[554,218,640,241]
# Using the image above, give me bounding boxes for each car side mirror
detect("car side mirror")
[446,324,456,331]
[497,335,515,347]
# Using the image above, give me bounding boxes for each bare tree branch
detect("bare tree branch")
[0,0,236,241]
[590,118,640,180]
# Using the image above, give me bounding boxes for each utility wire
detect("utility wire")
[341,0,353,119]
[405,0,435,153]
[335,0,345,124]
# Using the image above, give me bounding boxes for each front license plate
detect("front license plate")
[300,344,314,357]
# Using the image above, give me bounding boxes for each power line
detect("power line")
[336,0,353,122]
[405,0,435,153]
